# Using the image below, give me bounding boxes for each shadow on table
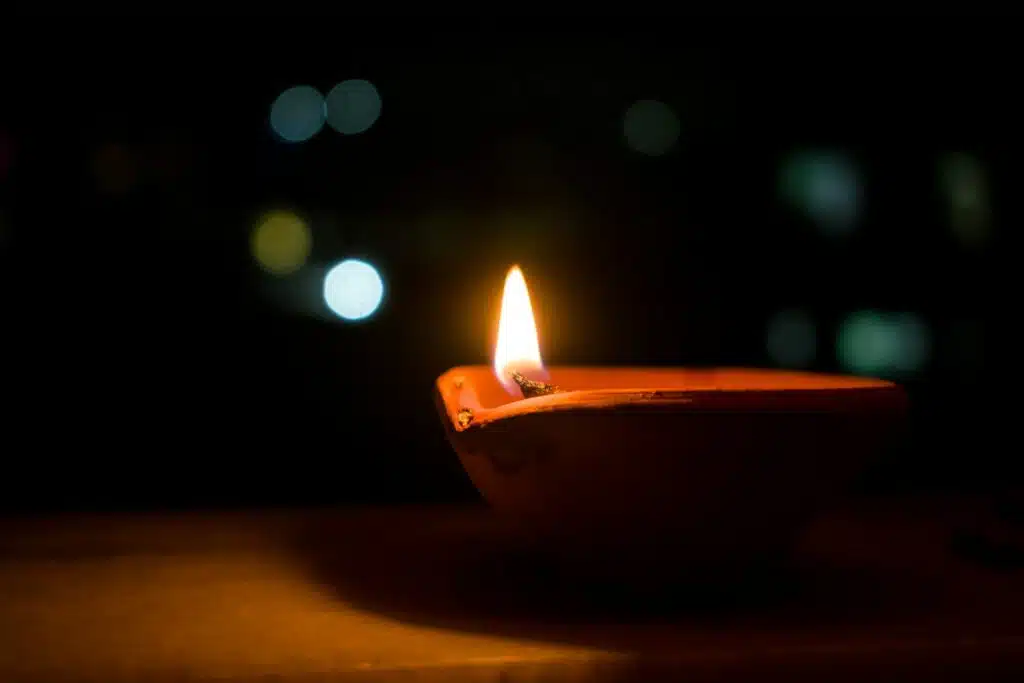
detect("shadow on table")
[289,504,947,652]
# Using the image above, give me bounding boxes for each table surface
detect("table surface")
[1,498,1022,682]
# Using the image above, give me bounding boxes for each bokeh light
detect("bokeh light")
[251,210,312,276]
[325,80,382,135]
[623,100,680,156]
[323,259,385,321]
[938,153,991,249]
[93,144,138,194]
[779,151,861,236]
[837,311,931,377]
[269,86,326,143]
[765,309,817,368]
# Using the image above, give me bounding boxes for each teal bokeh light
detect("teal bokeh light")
[765,309,817,368]
[837,310,930,377]
[623,100,680,157]
[270,86,326,143]
[326,80,382,135]
[779,151,861,236]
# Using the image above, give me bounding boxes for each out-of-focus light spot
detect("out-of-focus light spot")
[623,100,680,157]
[779,151,861,236]
[251,210,312,276]
[939,153,991,249]
[765,309,817,368]
[837,310,931,377]
[324,259,385,321]
[326,80,382,135]
[93,144,138,194]
[269,86,326,143]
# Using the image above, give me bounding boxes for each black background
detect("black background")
[0,18,1008,511]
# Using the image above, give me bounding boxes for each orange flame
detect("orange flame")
[493,265,548,396]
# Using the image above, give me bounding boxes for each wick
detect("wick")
[510,370,561,399]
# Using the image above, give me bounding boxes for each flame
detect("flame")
[493,265,548,395]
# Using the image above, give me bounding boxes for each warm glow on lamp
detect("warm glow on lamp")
[493,265,549,396]
[435,264,907,579]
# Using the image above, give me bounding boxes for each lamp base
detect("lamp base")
[436,366,906,575]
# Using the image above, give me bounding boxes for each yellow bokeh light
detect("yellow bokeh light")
[251,210,312,275]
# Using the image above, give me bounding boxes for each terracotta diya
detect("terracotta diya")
[436,266,907,576]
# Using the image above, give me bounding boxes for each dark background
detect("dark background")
[0,20,1007,512]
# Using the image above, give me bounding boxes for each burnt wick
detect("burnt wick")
[510,370,561,399]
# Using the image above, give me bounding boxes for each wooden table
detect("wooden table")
[1,499,1022,682]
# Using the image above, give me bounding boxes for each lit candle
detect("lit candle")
[435,265,907,574]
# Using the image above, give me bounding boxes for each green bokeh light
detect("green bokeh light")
[326,80,382,135]
[623,100,680,157]
[837,310,931,377]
